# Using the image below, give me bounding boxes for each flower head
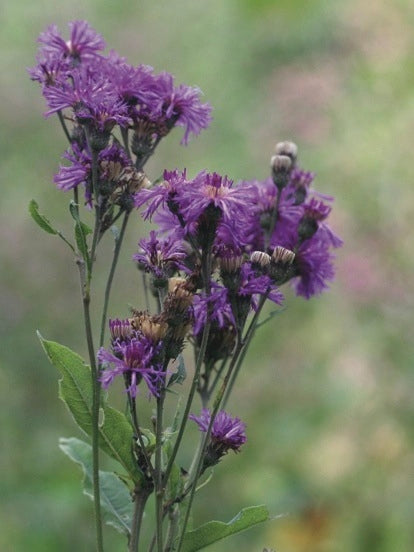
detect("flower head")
[190,409,246,469]
[134,230,187,280]
[37,21,105,65]
[98,333,164,398]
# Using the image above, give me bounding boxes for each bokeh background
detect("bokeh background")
[1,0,414,550]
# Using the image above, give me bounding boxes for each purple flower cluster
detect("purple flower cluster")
[97,318,165,398]
[30,20,212,146]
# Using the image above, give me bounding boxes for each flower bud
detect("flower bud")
[274,140,298,162]
[271,246,296,265]
[219,255,244,275]
[268,246,295,285]
[109,318,133,342]
[270,154,292,190]
[250,251,271,270]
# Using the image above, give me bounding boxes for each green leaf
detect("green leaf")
[29,199,58,234]
[39,336,142,483]
[29,200,75,251]
[168,355,187,387]
[59,437,133,536]
[181,505,270,552]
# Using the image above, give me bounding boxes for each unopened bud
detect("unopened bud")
[270,154,292,190]
[271,246,295,265]
[269,246,296,284]
[250,251,271,269]
[219,255,243,274]
[274,141,298,162]
[109,318,133,341]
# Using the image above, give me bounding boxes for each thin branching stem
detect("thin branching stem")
[129,488,151,552]
[222,290,270,408]
[57,110,72,144]
[99,211,130,348]
[176,331,244,552]
[155,388,166,552]
[76,258,104,552]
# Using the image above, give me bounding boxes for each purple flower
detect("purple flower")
[149,72,212,144]
[37,21,105,64]
[98,335,164,398]
[190,409,246,468]
[291,236,337,299]
[43,69,129,131]
[177,172,255,227]
[192,284,235,336]
[236,262,284,306]
[134,230,187,279]
[134,169,188,220]
[54,142,131,206]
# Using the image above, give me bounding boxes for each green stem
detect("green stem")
[155,391,165,552]
[76,258,104,552]
[129,488,151,552]
[89,148,101,269]
[222,290,270,408]
[127,394,155,479]
[164,507,179,552]
[57,110,72,144]
[121,126,132,160]
[99,211,130,348]
[177,332,245,552]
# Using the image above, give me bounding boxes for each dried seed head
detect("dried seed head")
[130,311,168,341]
[168,277,187,294]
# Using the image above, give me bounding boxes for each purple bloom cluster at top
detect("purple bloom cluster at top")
[190,409,246,452]
[29,20,212,145]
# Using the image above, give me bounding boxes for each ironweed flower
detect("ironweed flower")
[37,21,105,64]
[134,230,187,281]
[98,331,165,398]
[190,409,246,470]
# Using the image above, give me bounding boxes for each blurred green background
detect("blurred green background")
[1,0,414,550]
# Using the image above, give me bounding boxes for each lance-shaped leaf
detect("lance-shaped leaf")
[180,505,270,552]
[29,199,75,251]
[39,335,142,483]
[59,437,133,536]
